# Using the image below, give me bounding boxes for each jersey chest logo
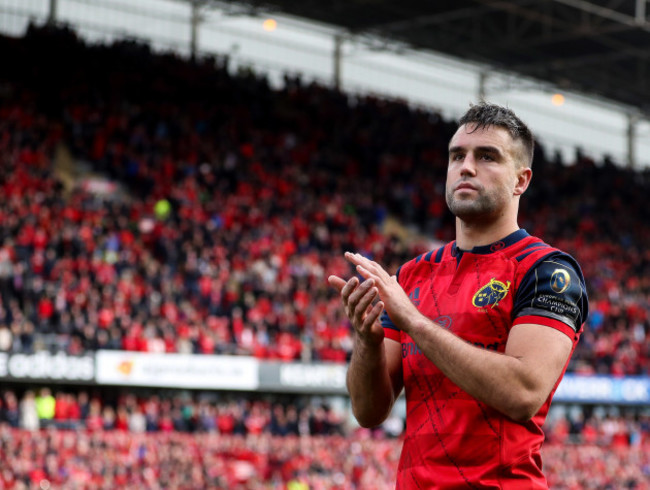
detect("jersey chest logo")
[472,278,511,309]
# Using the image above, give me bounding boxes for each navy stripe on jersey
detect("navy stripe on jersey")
[515,242,551,262]
[522,241,550,250]
[416,246,443,265]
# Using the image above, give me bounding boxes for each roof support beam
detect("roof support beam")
[190,0,205,61]
[47,0,58,24]
[333,33,343,89]
[553,0,650,29]
[637,0,647,23]
[627,113,638,168]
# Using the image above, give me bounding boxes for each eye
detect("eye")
[479,153,495,161]
[450,153,464,162]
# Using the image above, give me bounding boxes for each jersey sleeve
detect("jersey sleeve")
[381,310,401,341]
[512,253,589,338]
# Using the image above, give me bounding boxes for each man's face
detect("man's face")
[446,123,526,222]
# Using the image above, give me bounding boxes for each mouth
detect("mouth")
[455,183,477,191]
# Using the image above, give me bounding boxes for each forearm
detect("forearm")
[346,339,396,428]
[405,315,547,421]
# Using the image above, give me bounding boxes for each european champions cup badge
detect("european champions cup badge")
[550,269,571,294]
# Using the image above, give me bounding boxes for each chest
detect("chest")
[402,253,520,350]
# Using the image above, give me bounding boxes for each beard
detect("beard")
[445,183,507,221]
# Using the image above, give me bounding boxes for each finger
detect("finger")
[347,252,379,269]
[355,264,375,281]
[345,251,372,268]
[356,265,389,289]
[352,286,378,323]
[327,275,347,292]
[340,276,359,301]
[348,278,375,306]
[347,254,390,282]
[344,252,370,272]
[361,301,384,331]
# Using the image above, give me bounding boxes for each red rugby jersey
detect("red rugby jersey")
[381,229,588,489]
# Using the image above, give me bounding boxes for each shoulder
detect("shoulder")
[508,234,584,282]
[504,234,555,264]
[527,251,586,303]
[518,240,586,290]
[514,248,589,335]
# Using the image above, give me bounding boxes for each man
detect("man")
[328,102,588,488]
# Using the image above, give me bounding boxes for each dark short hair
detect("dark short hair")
[458,102,534,167]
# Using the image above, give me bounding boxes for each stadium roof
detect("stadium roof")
[217,0,650,118]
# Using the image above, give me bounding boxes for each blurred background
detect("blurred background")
[0,1,649,488]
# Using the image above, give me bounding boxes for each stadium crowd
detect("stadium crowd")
[1,388,649,446]
[0,426,648,489]
[0,25,648,375]
[0,24,649,488]
[0,387,649,489]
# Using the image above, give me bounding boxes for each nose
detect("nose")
[459,154,477,176]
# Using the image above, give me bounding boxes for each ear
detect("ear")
[513,167,532,196]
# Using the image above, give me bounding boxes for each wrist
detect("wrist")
[353,334,384,362]
[400,312,436,341]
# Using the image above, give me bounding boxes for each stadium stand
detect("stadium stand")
[0,24,649,488]
[1,388,649,488]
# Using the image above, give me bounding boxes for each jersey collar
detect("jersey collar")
[452,229,530,256]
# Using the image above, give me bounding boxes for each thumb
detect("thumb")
[328,275,347,292]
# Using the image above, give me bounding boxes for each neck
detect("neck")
[454,214,520,250]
